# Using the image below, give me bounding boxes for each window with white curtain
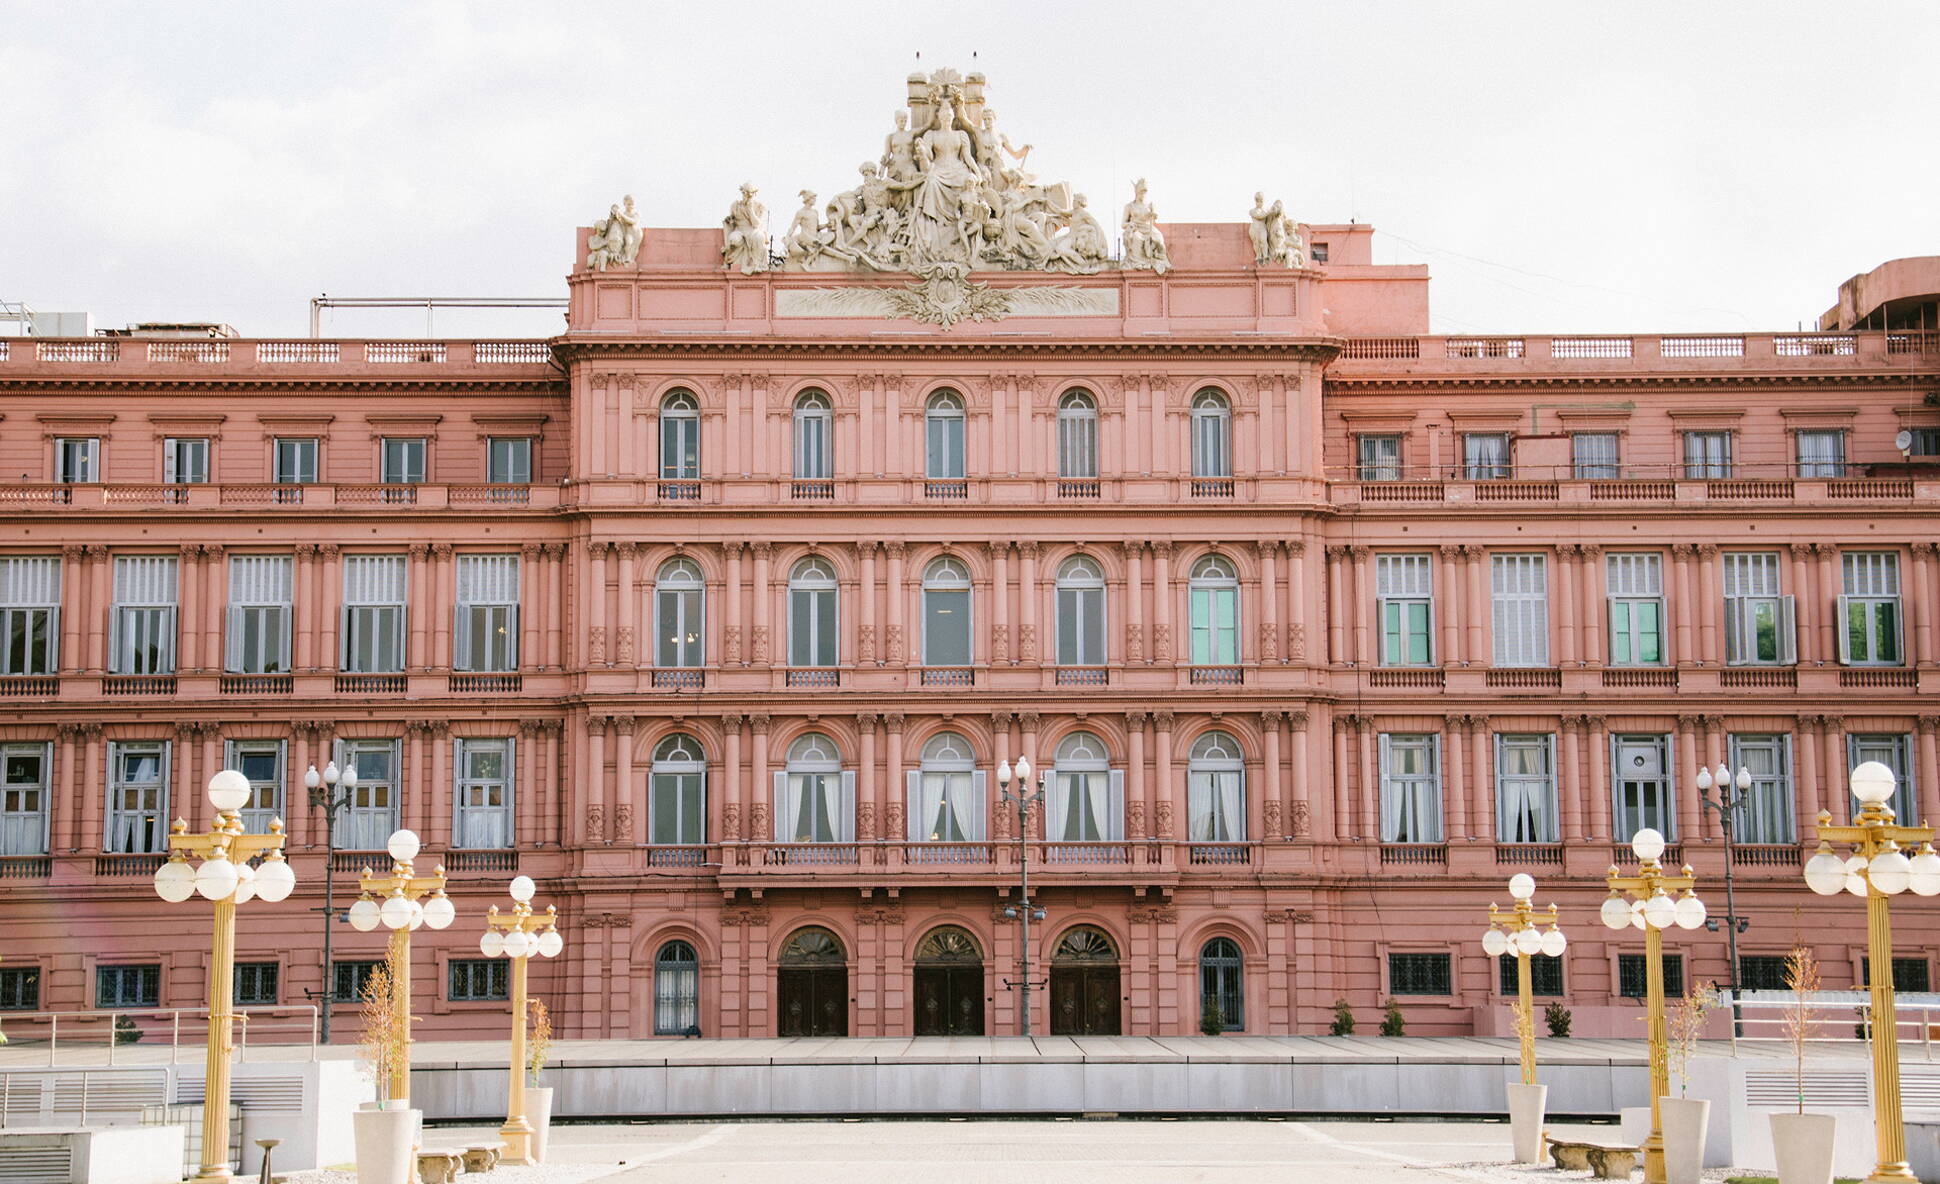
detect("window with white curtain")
[163,437,209,485]
[1729,733,1794,844]
[1849,734,1916,825]
[1840,552,1902,666]
[342,556,406,673]
[224,739,284,835]
[1190,390,1232,478]
[54,438,98,483]
[111,555,178,675]
[1057,391,1098,479]
[455,555,518,672]
[1795,429,1846,478]
[1572,432,1619,479]
[925,391,966,480]
[1187,730,1246,842]
[793,391,833,480]
[650,734,706,845]
[1045,731,1123,842]
[1379,733,1442,843]
[107,741,168,853]
[1607,553,1666,666]
[1682,431,1732,479]
[1055,556,1106,666]
[1490,554,1548,667]
[909,731,984,842]
[455,737,513,849]
[1495,734,1557,843]
[1188,555,1239,665]
[1723,552,1795,665]
[775,732,852,843]
[1462,433,1510,480]
[335,738,399,850]
[655,559,705,668]
[921,557,972,667]
[1376,553,1433,666]
[787,558,838,667]
[226,555,292,675]
[0,556,60,676]
[660,390,701,480]
[1613,734,1674,840]
[1357,435,1401,481]
[0,743,50,856]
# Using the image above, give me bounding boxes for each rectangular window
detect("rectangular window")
[455,555,519,673]
[1055,580,1105,666]
[1186,765,1244,843]
[110,555,178,675]
[1796,429,1846,478]
[925,410,966,480]
[1462,433,1510,480]
[1738,955,1791,992]
[1618,953,1685,999]
[163,437,209,484]
[1683,431,1732,479]
[1045,766,1124,843]
[0,555,60,676]
[447,958,510,1002]
[1491,554,1549,667]
[1379,734,1442,844]
[226,555,293,675]
[651,760,706,846]
[773,768,856,843]
[1388,952,1452,996]
[1188,581,1238,666]
[1376,554,1434,666]
[455,737,513,849]
[234,962,279,1006]
[1497,953,1564,997]
[0,965,40,1010]
[1572,432,1620,479]
[1496,734,1558,843]
[1848,734,1916,825]
[336,739,399,851]
[1860,958,1933,993]
[910,767,986,842]
[380,437,426,484]
[1840,552,1902,666]
[54,438,99,483]
[1910,427,1940,457]
[1357,434,1401,482]
[332,960,380,1002]
[1729,734,1795,844]
[225,740,285,835]
[657,569,705,669]
[486,437,532,484]
[0,743,49,856]
[107,741,168,853]
[96,964,161,1009]
[342,555,406,673]
[273,437,318,484]
[1613,734,1674,840]
[1607,553,1666,666]
[1723,552,1795,665]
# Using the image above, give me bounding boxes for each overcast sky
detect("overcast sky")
[4,1,1935,338]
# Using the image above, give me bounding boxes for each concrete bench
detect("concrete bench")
[417,1147,466,1184]
[1548,1138,1641,1179]
[463,1143,504,1172]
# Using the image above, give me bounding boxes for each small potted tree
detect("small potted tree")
[1199,998,1225,1036]
[1328,998,1355,1036]
[1770,947,1834,1184]
[1662,980,1721,1184]
[526,998,555,1163]
[1380,998,1406,1037]
[353,946,420,1184]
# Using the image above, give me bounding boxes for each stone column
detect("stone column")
[86,545,108,673]
[585,716,608,844]
[405,544,430,671]
[429,722,452,848]
[317,545,341,672]
[859,543,878,665]
[203,545,224,673]
[585,542,609,667]
[1356,717,1377,840]
[546,543,566,669]
[616,543,639,668]
[1580,545,1604,665]
[724,542,745,666]
[1668,544,1695,665]
[518,544,542,671]
[1151,542,1174,664]
[1153,711,1175,839]
[1560,716,1585,842]
[1913,544,1938,663]
[1126,712,1149,840]
[721,713,744,844]
[1325,547,1347,665]
[1815,544,1839,664]
[1018,543,1040,665]
[541,721,562,847]
[1919,717,1940,827]
[1019,712,1041,837]
[884,714,906,843]
[516,721,541,846]
[750,542,772,666]
[1586,715,1609,841]
[1123,542,1145,664]
[1555,544,1578,667]
[1444,717,1468,842]
[1288,540,1311,665]
[1465,546,1487,668]
[1350,546,1372,667]
[858,713,880,841]
[80,724,103,851]
[750,714,771,842]
[991,543,1010,664]
[1821,714,1846,821]
[431,543,454,670]
[989,712,1013,838]
[1257,542,1279,664]
[1696,545,1720,664]
[54,725,79,853]
[1437,545,1462,666]
[177,546,201,673]
[614,716,637,843]
[1675,715,1701,842]
[1469,713,1490,839]
[884,542,907,667]
[59,546,85,675]
[1259,710,1282,841]
[1288,711,1312,840]
[1331,715,1353,841]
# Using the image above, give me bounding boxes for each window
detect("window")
[655,559,705,669]
[335,739,399,850]
[1057,391,1098,479]
[163,437,209,486]
[1462,433,1510,480]
[107,741,167,853]
[787,558,838,668]
[910,731,984,842]
[487,437,532,484]
[660,391,700,480]
[455,554,519,673]
[1190,390,1232,478]
[332,961,380,1002]
[1055,556,1106,666]
[921,557,971,667]
[1848,735,1916,825]
[1728,734,1794,844]
[1376,553,1433,666]
[1199,938,1244,1031]
[234,962,279,1006]
[1496,734,1558,843]
[1860,958,1932,993]
[1357,434,1401,481]
[1497,953,1564,996]
[1724,552,1795,666]
[342,555,406,673]
[0,556,60,676]
[1613,735,1674,840]
[1606,553,1665,666]
[650,734,706,846]
[1188,555,1239,666]
[776,732,852,843]
[224,740,284,835]
[1618,953,1684,999]
[448,959,509,1002]
[1491,554,1549,667]
[925,391,966,480]
[226,555,292,675]
[380,437,425,484]
[1738,955,1791,992]
[0,743,50,856]
[1572,432,1619,479]
[1047,731,1123,842]
[654,940,700,1036]
[1388,952,1452,996]
[455,738,513,849]
[1840,552,1901,666]
[1379,734,1442,843]
[793,391,832,480]
[1309,242,1330,264]
[0,966,40,1011]
[54,438,98,483]
[273,438,317,485]
[1187,730,1246,842]
[1910,427,1940,457]
[1796,429,1846,478]
[111,555,178,675]
[96,964,160,1009]
[1682,431,1732,479]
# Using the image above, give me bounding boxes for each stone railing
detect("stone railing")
[1334,330,1937,367]
[1,339,555,370]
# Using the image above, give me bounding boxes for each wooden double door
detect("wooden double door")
[1049,964,1121,1036]
[913,964,984,1036]
[777,966,847,1037]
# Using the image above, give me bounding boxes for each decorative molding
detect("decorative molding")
[776,278,1118,326]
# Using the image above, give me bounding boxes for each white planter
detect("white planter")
[528,1085,555,1164]
[1505,1082,1547,1163]
[352,1105,421,1184]
[1768,1112,1837,1184]
[1659,1096,1710,1184]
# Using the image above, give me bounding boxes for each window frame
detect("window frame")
[1847,734,1916,825]
[1055,556,1107,666]
[1723,551,1795,666]
[924,391,967,481]
[332,960,381,1002]
[1356,434,1401,482]
[1606,552,1667,667]
[1461,432,1511,480]
[1490,553,1550,668]
[1199,937,1245,1031]
[54,437,99,484]
[224,739,285,836]
[911,731,984,842]
[163,437,210,485]
[272,437,318,485]
[454,554,520,673]
[792,392,833,481]
[1728,733,1796,845]
[234,961,280,1007]
[454,736,514,850]
[1495,733,1558,844]
[0,964,41,1011]
[1795,428,1846,479]
[447,958,510,1002]
[1190,390,1232,479]
[379,437,426,485]
[659,391,701,480]
[341,555,407,674]
[653,940,701,1036]
[1186,731,1246,842]
[0,741,51,856]
[106,740,168,854]
[776,732,853,843]
[649,734,706,846]
[110,555,179,676]
[920,557,972,668]
[1057,391,1099,479]
[654,558,706,669]
[1612,733,1675,840]
[1497,952,1565,997]
[1571,432,1620,480]
[95,964,161,1009]
[1378,733,1443,844]
[226,554,293,675]
[1375,553,1434,667]
[334,738,400,851]
[1386,951,1453,997]
[1839,551,1902,667]
[1046,731,1124,843]
[1682,430,1733,479]
[786,558,839,668]
[1618,952,1685,999]
[486,436,533,485]
[0,556,60,677]
[1187,555,1239,667]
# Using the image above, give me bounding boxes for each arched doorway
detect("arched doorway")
[776,927,847,1037]
[912,926,984,1036]
[1049,926,1121,1036]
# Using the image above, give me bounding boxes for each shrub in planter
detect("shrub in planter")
[1329,998,1355,1036]
[1380,998,1406,1037]
[1544,1001,1572,1038]
[1199,999,1224,1036]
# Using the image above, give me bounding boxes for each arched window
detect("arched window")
[649,733,706,846]
[660,390,700,480]
[779,926,846,964]
[1199,937,1244,1031]
[1047,731,1123,843]
[1053,925,1118,963]
[925,391,966,480]
[1191,389,1232,478]
[793,391,832,480]
[654,558,705,669]
[1188,555,1239,666]
[653,939,700,1035]
[1057,391,1098,480]
[779,732,851,843]
[1055,556,1106,666]
[1187,730,1246,842]
[787,557,838,668]
[915,926,983,963]
[921,556,972,667]
[911,731,984,843]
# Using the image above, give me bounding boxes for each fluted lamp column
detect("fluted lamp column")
[479,874,564,1166]
[347,829,455,1104]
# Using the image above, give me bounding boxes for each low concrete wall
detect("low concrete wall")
[0,1125,184,1184]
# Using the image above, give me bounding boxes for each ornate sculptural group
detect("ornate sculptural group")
[1120,178,1170,275]
[1247,191,1307,268]
[585,194,643,271]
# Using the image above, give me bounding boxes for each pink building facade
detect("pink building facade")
[3,205,1939,1043]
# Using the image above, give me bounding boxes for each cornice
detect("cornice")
[0,377,566,394]
[1324,372,1939,393]
[551,337,1345,362]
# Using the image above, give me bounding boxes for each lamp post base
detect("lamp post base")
[498,1115,536,1167]
[1864,1164,1917,1183]
[1642,1131,1666,1184]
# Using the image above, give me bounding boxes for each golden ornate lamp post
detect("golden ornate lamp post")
[347,829,454,1103]
[1601,827,1707,1184]
[478,875,563,1166]
[152,770,298,1184]
[1802,761,1940,1184]
[1482,873,1567,1163]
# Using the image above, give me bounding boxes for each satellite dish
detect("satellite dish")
[1896,429,1914,453]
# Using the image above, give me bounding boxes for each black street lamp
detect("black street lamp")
[997,757,1047,1037]
[302,759,357,1043]
[1696,761,1752,1037]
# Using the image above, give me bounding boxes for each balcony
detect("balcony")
[450,484,531,506]
[1603,668,1678,689]
[646,846,709,869]
[1188,666,1242,686]
[762,843,858,867]
[220,674,292,695]
[448,673,522,693]
[1487,668,1561,690]
[337,484,418,506]
[924,480,968,500]
[0,676,58,697]
[94,854,164,877]
[1495,843,1564,866]
[336,673,406,694]
[1057,479,1100,499]
[444,850,519,872]
[1613,842,1683,867]
[653,669,705,690]
[790,480,835,501]
[1378,843,1448,866]
[905,843,992,865]
[1732,844,1801,867]
[785,667,839,689]
[1369,668,1444,689]
[0,856,51,879]
[1841,668,1917,689]
[1721,667,1798,689]
[1054,666,1107,687]
[1191,478,1234,498]
[658,481,701,502]
[1041,842,1130,865]
[1332,330,1934,371]
[919,667,974,688]
[1186,843,1251,866]
[103,675,175,696]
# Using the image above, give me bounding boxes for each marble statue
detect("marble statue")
[1121,178,1170,275]
[908,87,984,265]
[586,194,642,271]
[721,182,770,274]
[883,111,919,183]
[783,190,824,269]
[1248,192,1306,268]
[1045,194,1109,274]
[1248,192,1273,265]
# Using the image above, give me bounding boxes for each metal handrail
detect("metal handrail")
[1725,990,1940,1061]
[3,1004,320,1067]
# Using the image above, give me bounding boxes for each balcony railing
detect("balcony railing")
[94,854,164,877]
[1721,667,1798,689]
[0,856,52,879]
[1732,844,1801,867]
[785,667,839,688]
[0,676,59,696]
[1495,843,1564,866]
[905,843,992,865]
[646,846,709,868]
[1058,479,1100,498]
[450,484,530,505]
[1055,666,1107,687]
[919,667,974,688]
[337,484,418,505]
[1487,668,1561,689]
[924,480,968,500]
[1603,668,1678,689]
[1191,478,1235,498]
[444,850,519,872]
[790,480,835,501]
[653,669,705,689]
[1041,842,1131,865]
[659,481,701,502]
[762,843,859,866]
[1369,668,1445,689]
[1613,842,1683,867]
[366,341,448,364]
[448,673,521,693]
[1379,843,1448,866]
[1841,668,1917,689]
[1188,666,1242,686]
[1186,843,1251,866]
[103,675,175,696]
[220,674,292,695]
[336,673,406,694]
[474,341,552,364]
